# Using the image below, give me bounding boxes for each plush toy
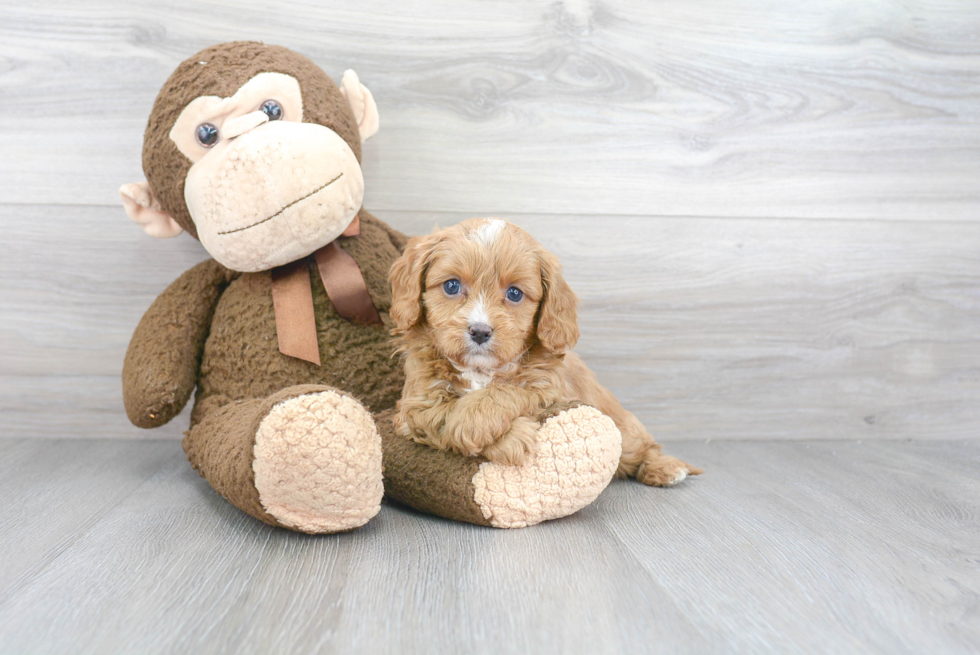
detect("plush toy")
[120,42,623,532]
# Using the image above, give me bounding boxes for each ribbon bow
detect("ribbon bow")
[269,215,382,365]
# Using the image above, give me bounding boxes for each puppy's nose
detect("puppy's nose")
[468,324,493,345]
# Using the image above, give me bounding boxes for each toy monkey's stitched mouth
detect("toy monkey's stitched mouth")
[217,173,344,235]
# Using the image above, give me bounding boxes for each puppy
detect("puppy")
[388,217,701,486]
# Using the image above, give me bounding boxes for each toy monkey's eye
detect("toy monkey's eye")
[196,123,219,147]
[506,286,524,302]
[443,279,461,296]
[261,100,283,121]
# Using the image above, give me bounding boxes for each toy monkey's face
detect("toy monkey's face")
[171,72,363,272]
[121,43,381,273]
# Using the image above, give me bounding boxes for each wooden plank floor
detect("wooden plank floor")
[0,438,977,654]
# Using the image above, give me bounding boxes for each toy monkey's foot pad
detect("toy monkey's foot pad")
[253,391,383,533]
[472,406,622,528]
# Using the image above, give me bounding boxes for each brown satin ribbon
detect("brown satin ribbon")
[341,214,360,238]
[271,258,320,365]
[270,213,382,365]
[314,243,383,327]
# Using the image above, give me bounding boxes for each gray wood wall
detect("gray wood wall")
[2,0,978,441]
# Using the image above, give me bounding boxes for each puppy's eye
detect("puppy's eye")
[196,123,219,147]
[443,279,461,296]
[506,286,524,302]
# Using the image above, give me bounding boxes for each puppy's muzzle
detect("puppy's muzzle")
[468,324,493,346]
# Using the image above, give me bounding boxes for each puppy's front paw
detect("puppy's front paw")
[442,397,511,455]
[479,417,539,466]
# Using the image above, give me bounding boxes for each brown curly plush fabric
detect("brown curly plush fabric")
[376,402,588,527]
[122,258,236,428]
[142,42,362,238]
[376,408,492,526]
[124,211,405,530]
[190,211,405,423]
[123,211,405,429]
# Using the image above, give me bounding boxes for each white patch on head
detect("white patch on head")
[467,294,490,327]
[469,218,506,247]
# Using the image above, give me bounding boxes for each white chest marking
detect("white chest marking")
[461,368,494,392]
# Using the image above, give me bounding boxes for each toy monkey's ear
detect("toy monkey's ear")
[340,69,380,142]
[119,182,184,238]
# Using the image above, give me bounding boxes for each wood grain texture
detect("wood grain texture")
[0,439,177,597]
[389,211,980,441]
[1,0,979,219]
[3,5,978,652]
[0,438,976,654]
[3,203,978,441]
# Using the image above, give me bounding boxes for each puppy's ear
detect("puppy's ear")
[389,233,441,334]
[536,249,579,354]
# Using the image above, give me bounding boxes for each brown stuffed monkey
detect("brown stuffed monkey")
[120,42,622,533]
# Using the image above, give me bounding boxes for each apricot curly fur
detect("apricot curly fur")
[389,218,701,484]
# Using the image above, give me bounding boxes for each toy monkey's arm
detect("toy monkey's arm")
[122,258,238,428]
[380,401,623,528]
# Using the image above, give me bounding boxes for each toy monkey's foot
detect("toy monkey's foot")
[252,390,383,533]
[378,403,621,529]
[184,385,382,534]
[471,404,622,528]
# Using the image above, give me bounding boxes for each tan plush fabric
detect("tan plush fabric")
[184,120,364,272]
[253,389,383,532]
[167,72,305,161]
[472,405,623,528]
